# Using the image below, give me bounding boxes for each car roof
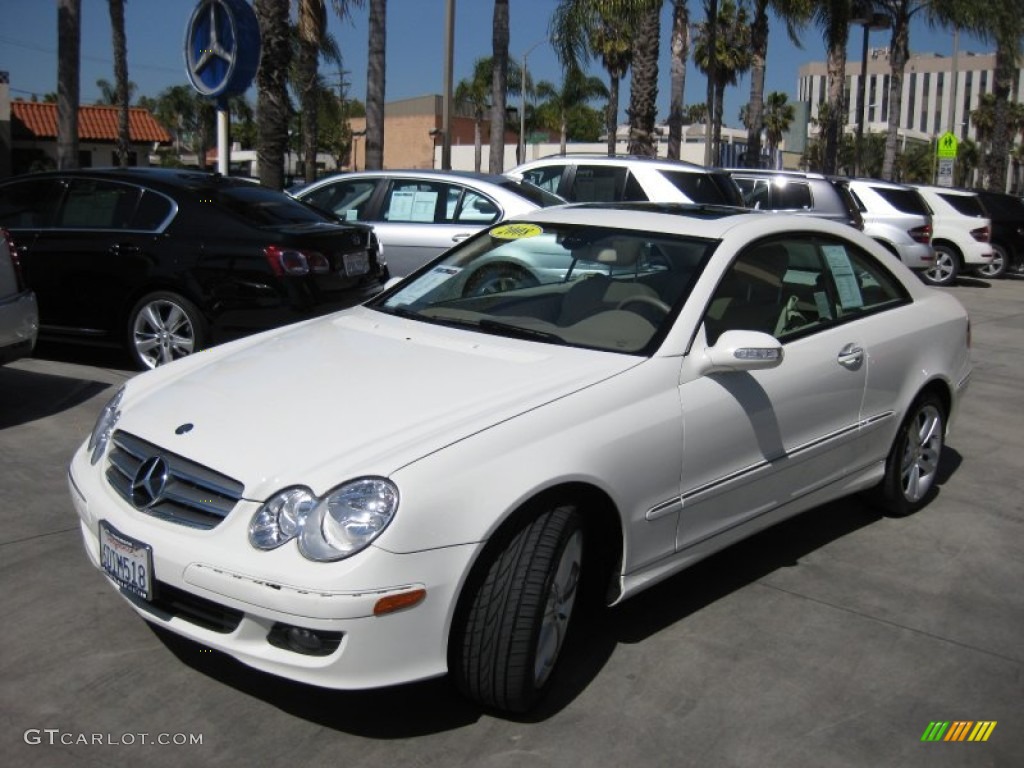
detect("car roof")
[305,169,516,186]
[2,167,261,194]
[511,154,709,171]
[722,168,832,181]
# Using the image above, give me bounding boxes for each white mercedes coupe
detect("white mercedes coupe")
[69,204,972,713]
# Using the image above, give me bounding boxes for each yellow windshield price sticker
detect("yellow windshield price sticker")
[490,223,542,240]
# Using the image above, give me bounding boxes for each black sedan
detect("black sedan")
[0,168,388,369]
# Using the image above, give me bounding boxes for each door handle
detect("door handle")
[451,233,471,243]
[837,343,864,369]
[110,243,141,255]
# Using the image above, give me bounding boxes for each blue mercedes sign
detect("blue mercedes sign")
[184,0,260,99]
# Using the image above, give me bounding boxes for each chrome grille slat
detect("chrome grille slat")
[106,430,244,529]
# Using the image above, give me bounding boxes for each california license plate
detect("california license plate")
[342,250,370,276]
[99,521,153,601]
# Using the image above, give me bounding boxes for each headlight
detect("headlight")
[249,478,399,562]
[87,386,124,465]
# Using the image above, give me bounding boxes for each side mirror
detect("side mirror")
[697,329,783,375]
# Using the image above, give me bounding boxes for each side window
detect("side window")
[734,177,770,209]
[0,180,60,228]
[455,189,500,223]
[570,166,628,202]
[130,190,174,231]
[56,179,141,229]
[775,181,812,210]
[381,180,451,223]
[304,179,378,222]
[520,165,564,195]
[704,236,908,345]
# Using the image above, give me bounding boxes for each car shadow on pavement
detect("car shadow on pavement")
[32,340,137,372]
[149,447,965,732]
[0,364,112,429]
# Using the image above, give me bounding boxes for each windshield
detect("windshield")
[370,221,715,355]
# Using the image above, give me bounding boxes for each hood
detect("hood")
[116,307,639,498]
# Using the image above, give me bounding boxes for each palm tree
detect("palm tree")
[364,0,386,170]
[625,1,663,156]
[490,0,510,172]
[667,1,690,160]
[743,0,810,167]
[107,0,130,166]
[535,68,609,154]
[57,0,81,170]
[255,0,293,189]
[456,58,495,172]
[95,78,137,106]
[762,91,796,160]
[693,0,751,164]
[297,1,363,183]
[811,0,854,175]
[552,1,634,155]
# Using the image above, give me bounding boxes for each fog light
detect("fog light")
[267,623,343,656]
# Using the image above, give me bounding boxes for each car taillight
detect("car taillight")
[908,223,932,244]
[970,225,990,243]
[264,245,330,276]
[1,228,27,292]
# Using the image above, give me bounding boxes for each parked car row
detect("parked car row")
[0,157,1020,370]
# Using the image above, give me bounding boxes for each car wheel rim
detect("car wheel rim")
[927,252,955,283]
[900,404,942,502]
[978,247,1004,277]
[133,299,196,369]
[534,529,582,688]
[473,273,523,295]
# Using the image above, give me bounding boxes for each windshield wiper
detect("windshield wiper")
[478,319,566,344]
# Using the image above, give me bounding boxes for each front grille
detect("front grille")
[106,430,244,529]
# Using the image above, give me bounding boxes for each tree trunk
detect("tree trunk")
[57,0,81,170]
[255,0,291,189]
[823,27,849,176]
[474,117,483,172]
[703,0,717,166]
[560,116,568,156]
[667,1,688,160]
[986,43,1015,191]
[627,3,661,157]
[298,0,325,184]
[606,73,620,156]
[713,79,725,164]
[365,0,387,170]
[489,0,510,173]
[881,13,909,181]
[744,0,768,168]
[109,0,130,166]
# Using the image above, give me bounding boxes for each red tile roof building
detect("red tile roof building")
[11,101,171,143]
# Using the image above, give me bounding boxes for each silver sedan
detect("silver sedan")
[292,170,565,276]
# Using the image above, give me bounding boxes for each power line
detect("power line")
[0,35,183,75]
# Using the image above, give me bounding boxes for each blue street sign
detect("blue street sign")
[184,0,260,100]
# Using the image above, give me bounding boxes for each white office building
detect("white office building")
[798,48,1024,143]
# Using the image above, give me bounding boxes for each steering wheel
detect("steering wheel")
[616,295,672,316]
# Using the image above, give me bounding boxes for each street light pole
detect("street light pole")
[519,39,545,165]
[441,0,455,170]
[854,10,890,178]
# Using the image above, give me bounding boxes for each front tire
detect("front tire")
[453,504,583,713]
[873,393,945,516]
[128,291,207,370]
[921,245,960,287]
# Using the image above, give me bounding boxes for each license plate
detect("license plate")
[342,250,370,276]
[99,521,153,601]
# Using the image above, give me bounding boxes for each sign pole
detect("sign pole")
[217,97,229,175]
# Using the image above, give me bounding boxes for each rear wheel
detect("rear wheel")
[974,242,1007,279]
[922,245,959,287]
[873,393,945,516]
[127,291,207,370]
[453,504,583,713]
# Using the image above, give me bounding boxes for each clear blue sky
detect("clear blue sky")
[0,0,990,131]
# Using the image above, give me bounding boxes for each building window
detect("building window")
[920,73,930,132]
[908,73,917,131]
[881,74,890,123]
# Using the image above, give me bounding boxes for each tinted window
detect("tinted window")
[303,179,378,222]
[937,193,984,217]
[570,166,631,202]
[704,236,908,344]
[775,181,812,209]
[131,190,175,230]
[214,185,330,226]
[734,177,771,208]
[978,192,1024,220]
[0,179,59,228]
[661,171,735,205]
[519,166,564,195]
[494,179,565,207]
[873,187,930,215]
[56,179,141,229]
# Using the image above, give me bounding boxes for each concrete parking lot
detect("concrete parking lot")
[2,276,1022,768]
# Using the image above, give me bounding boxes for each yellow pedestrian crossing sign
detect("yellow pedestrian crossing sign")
[937,132,958,158]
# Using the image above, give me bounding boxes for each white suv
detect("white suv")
[842,179,934,276]
[507,155,744,207]
[910,185,994,286]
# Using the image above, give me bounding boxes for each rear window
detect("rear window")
[978,192,1024,220]
[938,193,985,217]
[872,187,930,215]
[495,179,566,208]
[661,171,740,205]
[212,185,330,226]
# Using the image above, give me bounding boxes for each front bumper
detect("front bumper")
[68,444,478,690]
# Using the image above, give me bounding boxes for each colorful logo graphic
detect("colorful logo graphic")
[921,721,997,742]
